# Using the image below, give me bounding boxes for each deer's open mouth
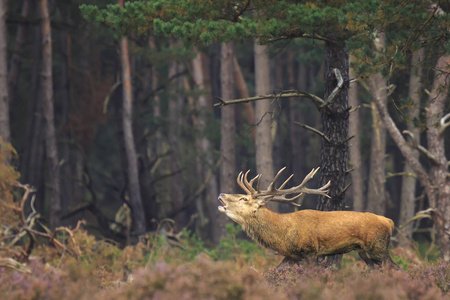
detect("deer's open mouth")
[218,196,227,212]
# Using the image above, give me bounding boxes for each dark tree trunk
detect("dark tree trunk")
[316,42,349,267]
[21,25,45,214]
[40,0,61,229]
[317,42,350,212]
[8,0,31,104]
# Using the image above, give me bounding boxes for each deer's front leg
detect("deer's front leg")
[277,257,302,269]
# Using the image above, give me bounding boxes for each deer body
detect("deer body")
[218,168,398,268]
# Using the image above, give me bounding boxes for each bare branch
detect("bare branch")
[386,172,418,179]
[294,122,330,143]
[214,90,326,108]
[320,68,344,108]
[439,112,450,136]
[403,130,440,164]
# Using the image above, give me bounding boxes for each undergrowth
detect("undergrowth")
[1,222,449,299]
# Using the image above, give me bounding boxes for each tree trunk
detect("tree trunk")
[119,35,146,237]
[425,55,450,261]
[40,0,61,229]
[233,56,255,140]
[192,51,219,241]
[0,0,10,143]
[288,49,307,184]
[21,24,45,214]
[317,42,349,267]
[218,41,236,242]
[59,30,75,224]
[348,58,364,212]
[254,42,274,189]
[317,42,349,212]
[8,0,31,104]
[366,34,388,216]
[168,59,185,228]
[398,48,424,246]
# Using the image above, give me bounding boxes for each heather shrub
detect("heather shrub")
[0,259,97,300]
[266,261,447,300]
[109,255,278,300]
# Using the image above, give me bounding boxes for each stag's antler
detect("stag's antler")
[237,167,330,206]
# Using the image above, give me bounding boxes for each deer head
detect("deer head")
[218,167,330,223]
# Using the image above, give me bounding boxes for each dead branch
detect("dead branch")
[439,112,450,136]
[386,172,418,179]
[398,208,435,229]
[294,122,331,143]
[214,89,326,108]
[0,257,31,273]
[403,130,440,164]
[3,182,84,261]
[320,68,344,108]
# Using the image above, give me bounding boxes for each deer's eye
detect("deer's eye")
[240,197,248,201]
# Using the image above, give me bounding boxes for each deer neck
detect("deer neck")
[241,206,287,252]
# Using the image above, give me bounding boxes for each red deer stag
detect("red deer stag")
[218,167,398,269]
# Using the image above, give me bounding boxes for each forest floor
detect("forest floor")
[0,224,449,300]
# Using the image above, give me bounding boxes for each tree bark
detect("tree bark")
[119,35,146,237]
[348,58,364,212]
[218,42,236,242]
[366,34,388,216]
[398,48,424,246]
[40,0,61,229]
[317,42,349,212]
[316,42,349,267]
[254,42,274,189]
[0,0,10,143]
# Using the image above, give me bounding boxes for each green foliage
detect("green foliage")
[393,255,408,270]
[208,223,265,261]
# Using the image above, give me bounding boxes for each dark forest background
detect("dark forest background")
[1,0,449,254]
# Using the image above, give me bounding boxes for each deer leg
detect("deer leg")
[358,251,376,268]
[277,257,301,269]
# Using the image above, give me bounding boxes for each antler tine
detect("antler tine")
[248,174,261,194]
[297,167,320,188]
[267,167,286,191]
[243,170,257,194]
[256,174,261,192]
[259,167,330,205]
[237,171,251,195]
[278,174,294,190]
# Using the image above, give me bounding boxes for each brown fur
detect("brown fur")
[218,193,398,269]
